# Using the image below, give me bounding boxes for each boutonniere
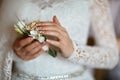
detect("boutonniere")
[14,19,57,57]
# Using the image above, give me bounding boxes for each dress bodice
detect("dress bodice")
[11,0,90,76]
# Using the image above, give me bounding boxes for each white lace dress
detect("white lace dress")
[0,0,119,80]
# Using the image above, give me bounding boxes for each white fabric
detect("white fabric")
[0,0,119,80]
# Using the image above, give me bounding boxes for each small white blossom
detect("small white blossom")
[38,36,45,43]
[30,30,38,36]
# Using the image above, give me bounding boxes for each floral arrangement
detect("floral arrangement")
[14,19,57,57]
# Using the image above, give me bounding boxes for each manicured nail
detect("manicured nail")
[46,39,51,42]
[42,45,48,51]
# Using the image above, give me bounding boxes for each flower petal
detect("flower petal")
[38,36,45,43]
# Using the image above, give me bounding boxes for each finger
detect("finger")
[14,49,26,60]
[13,49,21,57]
[47,39,61,48]
[36,22,57,27]
[37,21,66,32]
[38,25,66,33]
[13,37,23,51]
[24,49,44,61]
[27,44,42,56]
[32,49,44,58]
[41,30,63,39]
[19,37,33,47]
[53,16,61,26]
[38,26,61,32]
[24,41,41,53]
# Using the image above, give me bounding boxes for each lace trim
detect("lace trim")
[3,51,13,80]
[12,69,86,80]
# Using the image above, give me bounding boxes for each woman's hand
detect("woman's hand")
[13,37,44,61]
[37,16,74,58]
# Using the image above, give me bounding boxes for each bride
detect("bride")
[0,0,119,80]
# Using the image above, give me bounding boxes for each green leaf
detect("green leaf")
[48,49,57,57]
[15,28,24,35]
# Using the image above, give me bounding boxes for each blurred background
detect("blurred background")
[0,0,120,80]
[91,0,120,80]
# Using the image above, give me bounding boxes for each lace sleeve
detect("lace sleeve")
[0,28,13,80]
[68,0,119,69]
[0,1,14,80]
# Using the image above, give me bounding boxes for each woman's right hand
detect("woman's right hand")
[13,37,44,61]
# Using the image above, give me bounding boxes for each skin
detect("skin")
[13,37,44,61]
[13,16,74,61]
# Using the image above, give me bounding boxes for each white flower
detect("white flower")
[38,36,45,43]
[17,21,26,28]
[30,30,38,36]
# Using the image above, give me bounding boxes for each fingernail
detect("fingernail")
[46,39,50,42]
[42,45,48,51]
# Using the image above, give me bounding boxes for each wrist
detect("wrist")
[66,40,78,59]
[63,40,74,58]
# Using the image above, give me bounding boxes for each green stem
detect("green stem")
[47,49,57,57]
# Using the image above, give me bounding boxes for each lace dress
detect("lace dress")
[0,0,119,80]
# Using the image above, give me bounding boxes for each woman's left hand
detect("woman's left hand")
[37,16,74,58]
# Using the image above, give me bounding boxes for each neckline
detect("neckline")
[31,0,64,9]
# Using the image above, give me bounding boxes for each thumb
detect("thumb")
[53,16,61,26]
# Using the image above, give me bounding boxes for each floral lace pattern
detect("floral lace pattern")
[68,0,119,69]
[3,52,13,80]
